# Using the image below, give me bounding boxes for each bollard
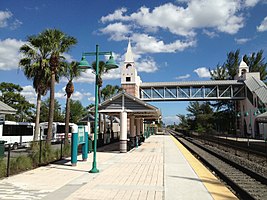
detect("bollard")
[136,136,138,148]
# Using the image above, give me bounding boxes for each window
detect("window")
[57,125,72,133]
[3,124,33,136]
[126,77,131,82]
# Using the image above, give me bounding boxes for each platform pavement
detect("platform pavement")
[0,134,237,200]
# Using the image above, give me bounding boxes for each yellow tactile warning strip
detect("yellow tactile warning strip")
[170,135,238,200]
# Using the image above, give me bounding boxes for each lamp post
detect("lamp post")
[79,45,119,173]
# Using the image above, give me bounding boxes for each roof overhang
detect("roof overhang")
[90,91,161,120]
[0,101,16,115]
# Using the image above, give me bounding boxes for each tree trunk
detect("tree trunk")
[47,72,55,142]
[64,80,73,145]
[64,96,70,145]
[34,93,41,141]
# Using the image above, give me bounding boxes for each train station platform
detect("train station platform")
[0,134,237,200]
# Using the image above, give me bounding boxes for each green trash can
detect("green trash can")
[0,140,5,158]
[88,138,93,153]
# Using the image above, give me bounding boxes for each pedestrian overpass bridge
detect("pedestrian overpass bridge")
[119,40,267,141]
[139,80,246,101]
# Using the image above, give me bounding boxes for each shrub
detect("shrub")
[9,156,33,175]
[0,158,6,178]
[63,143,71,157]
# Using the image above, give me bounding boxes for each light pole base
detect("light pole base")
[89,167,99,173]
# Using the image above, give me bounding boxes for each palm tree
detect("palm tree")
[101,84,122,101]
[19,34,51,141]
[63,61,81,145]
[42,29,77,142]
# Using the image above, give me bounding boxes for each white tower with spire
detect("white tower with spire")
[235,57,260,80]
[237,58,249,80]
[121,40,141,97]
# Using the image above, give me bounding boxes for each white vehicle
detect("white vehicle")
[0,121,35,149]
[40,122,76,143]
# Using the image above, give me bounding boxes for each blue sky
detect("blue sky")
[1,0,267,125]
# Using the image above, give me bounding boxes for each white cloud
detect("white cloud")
[100,22,131,41]
[21,85,37,104]
[10,19,22,30]
[61,53,75,63]
[0,10,12,28]
[194,67,211,78]
[175,74,191,80]
[202,29,218,38]
[136,57,158,73]
[73,69,96,83]
[72,91,91,101]
[257,16,267,32]
[244,0,260,7]
[132,33,196,54]
[102,67,121,80]
[101,1,244,37]
[235,37,251,44]
[101,7,129,23]
[0,38,25,70]
[163,115,180,125]
[0,10,22,29]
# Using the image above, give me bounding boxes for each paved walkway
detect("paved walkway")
[0,134,237,200]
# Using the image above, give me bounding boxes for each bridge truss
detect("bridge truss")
[140,80,246,101]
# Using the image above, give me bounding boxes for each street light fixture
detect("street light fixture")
[79,44,119,173]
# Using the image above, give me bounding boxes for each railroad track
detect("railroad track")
[168,130,267,200]
[202,136,267,157]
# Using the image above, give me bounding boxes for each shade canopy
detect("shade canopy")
[89,91,161,120]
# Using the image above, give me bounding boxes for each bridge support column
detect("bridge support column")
[130,116,136,148]
[120,111,127,153]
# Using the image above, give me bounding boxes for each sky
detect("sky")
[0,0,267,125]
